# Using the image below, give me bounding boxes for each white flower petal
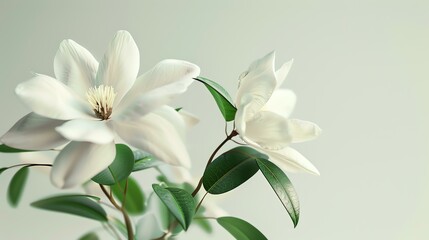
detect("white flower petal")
[113,107,191,168]
[275,59,293,87]
[136,213,166,240]
[178,110,200,129]
[235,52,277,117]
[95,30,140,105]
[51,141,116,188]
[19,151,56,175]
[244,111,292,150]
[263,89,296,118]
[19,151,55,165]
[55,119,114,144]
[267,147,320,175]
[114,59,200,120]
[234,100,250,138]
[16,74,95,120]
[54,39,98,97]
[287,119,322,143]
[1,113,69,150]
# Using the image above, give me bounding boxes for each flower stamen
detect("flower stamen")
[86,85,117,120]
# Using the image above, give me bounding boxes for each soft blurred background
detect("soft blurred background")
[1,0,428,239]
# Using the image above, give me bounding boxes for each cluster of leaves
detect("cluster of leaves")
[0,77,302,240]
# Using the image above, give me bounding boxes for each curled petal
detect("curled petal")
[275,59,293,87]
[244,111,292,150]
[51,141,116,188]
[235,51,277,117]
[266,147,320,175]
[15,74,94,120]
[54,39,98,97]
[55,119,115,144]
[287,119,322,143]
[1,113,69,150]
[113,106,191,168]
[96,30,140,106]
[115,60,200,120]
[263,89,296,118]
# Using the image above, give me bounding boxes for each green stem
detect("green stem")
[191,130,238,197]
[100,184,134,240]
[195,192,208,214]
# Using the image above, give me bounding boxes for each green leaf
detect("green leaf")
[78,232,99,240]
[7,166,29,207]
[256,158,300,227]
[92,144,134,185]
[152,184,196,230]
[0,144,33,153]
[217,216,268,240]
[0,167,7,175]
[203,146,265,194]
[195,77,237,121]
[111,177,145,215]
[195,218,213,233]
[132,151,160,172]
[31,194,107,222]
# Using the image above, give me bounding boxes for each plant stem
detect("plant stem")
[191,130,238,197]
[3,163,52,169]
[195,192,208,213]
[100,184,134,240]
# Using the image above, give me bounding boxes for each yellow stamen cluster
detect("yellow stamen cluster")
[86,85,117,120]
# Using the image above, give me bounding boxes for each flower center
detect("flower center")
[86,85,117,120]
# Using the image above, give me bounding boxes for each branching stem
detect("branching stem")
[100,184,134,240]
[191,130,238,197]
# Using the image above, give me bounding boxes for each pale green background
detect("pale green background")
[1,0,428,239]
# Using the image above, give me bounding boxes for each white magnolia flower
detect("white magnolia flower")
[235,52,321,175]
[1,30,200,188]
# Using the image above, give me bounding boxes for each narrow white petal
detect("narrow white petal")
[287,119,322,143]
[55,119,114,144]
[54,39,98,97]
[136,213,166,240]
[267,147,320,175]
[244,111,292,150]
[15,74,95,120]
[113,107,191,168]
[19,151,56,175]
[263,89,296,118]
[1,113,69,150]
[115,59,200,120]
[235,52,277,117]
[19,151,55,165]
[275,59,293,87]
[51,141,116,188]
[95,31,139,105]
